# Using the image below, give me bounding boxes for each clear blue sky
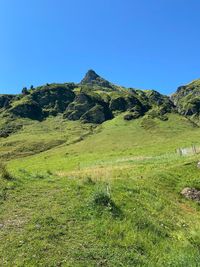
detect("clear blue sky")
[1,0,200,95]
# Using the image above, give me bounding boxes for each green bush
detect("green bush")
[0,163,13,180]
[91,185,122,218]
[92,190,112,207]
[0,122,23,138]
[84,176,95,185]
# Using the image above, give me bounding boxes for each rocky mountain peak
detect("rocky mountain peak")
[81,70,100,84]
[80,69,112,88]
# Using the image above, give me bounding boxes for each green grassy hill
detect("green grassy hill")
[1,112,200,266]
[1,72,200,266]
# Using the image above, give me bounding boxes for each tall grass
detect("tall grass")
[0,163,13,180]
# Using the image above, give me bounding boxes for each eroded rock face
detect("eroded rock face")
[31,85,76,114]
[181,188,200,202]
[0,95,15,109]
[171,80,200,119]
[63,92,113,123]
[10,100,43,120]
[81,105,106,124]
[63,93,95,120]
[0,122,23,137]
[80,69,112,88]
[124,112,141,121]
[0,70,176,124]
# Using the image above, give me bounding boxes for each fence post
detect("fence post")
[177,148,182,156]
[192,144,197,154]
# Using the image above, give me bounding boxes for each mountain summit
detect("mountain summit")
[81,70,99,83]
[80,69,112,88]
[2,70,200,133]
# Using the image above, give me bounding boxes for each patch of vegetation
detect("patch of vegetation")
[0,163,13,180]
[140,116,158,130]
[0,121,23,138]
[0,94,15,109]
[88,183,122,219]
[172,79,200,124]
[10,97,43,120]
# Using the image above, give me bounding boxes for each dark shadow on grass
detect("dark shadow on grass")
[91,190,123,219]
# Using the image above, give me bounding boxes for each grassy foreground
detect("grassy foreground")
[1,114,200,266]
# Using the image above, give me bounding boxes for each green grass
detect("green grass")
[1,113,200,266]
[0,116,94,161]
[8,113,200,174]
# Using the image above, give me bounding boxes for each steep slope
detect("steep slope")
[8,113,200,173]
[171,79,200,124]
[80,69,114,89]
[0,70,175,139]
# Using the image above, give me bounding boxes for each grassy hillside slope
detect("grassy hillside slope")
[1,114,200,266]
[8,113,200,173]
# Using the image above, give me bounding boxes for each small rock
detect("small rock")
[197,162,200,168]
[124,112,140,121]
[124,114,134,121]
[181,187,200,202]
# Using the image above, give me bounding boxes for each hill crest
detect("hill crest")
[0,70,200,138]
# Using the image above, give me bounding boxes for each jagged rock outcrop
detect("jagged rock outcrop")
[0,70,178,126]
[0,95,15,109]
[8,84,76,120]
[80,69,113,88]
[81,104,106,124]
[63,92,113,123]
[10,98,43,120]
[63,93,94,120]
[171,79,200,122]
[31,84,76,115]
[124,111,141,121]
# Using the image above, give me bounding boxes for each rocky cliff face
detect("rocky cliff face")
[171,79,200,122]
[80,69,113,89]
[0,70,184,127]
[0,95,15,109]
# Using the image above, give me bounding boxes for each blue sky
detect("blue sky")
[0,0,200,95]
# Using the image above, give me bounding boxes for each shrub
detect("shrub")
[0,187,7,201]
[22,87,29,95]
[0,163,13,180]
[47,169,53,175]
[92,190,112,207]
[0,122,23,138]
[84,176,95,185]
[91,185,123,218]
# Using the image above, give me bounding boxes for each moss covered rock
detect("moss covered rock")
[81,104,106,124]
[80,69,113,89]
[31,84,75,115]
[0,95,15,109]
[10,98,43,120]
[172,80,200,123]
[64,91,113,123]
[124,111,141,121]
[63,93,94,120]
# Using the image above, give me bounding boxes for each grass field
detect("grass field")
[1,113,200,266]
